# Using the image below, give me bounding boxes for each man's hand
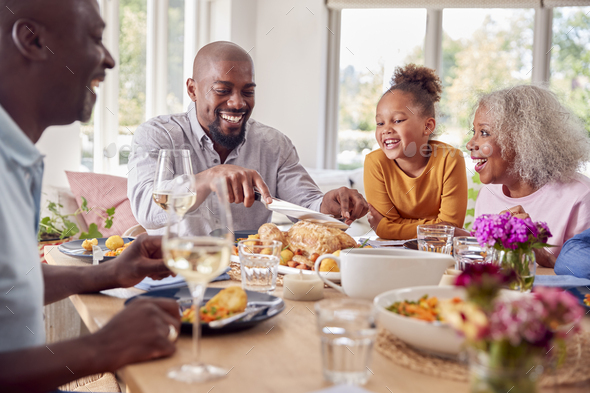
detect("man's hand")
[321,187,369,225]
[199,164,273,207]
[91,298,181,372]
[500,205,530,220]
[110,234,173,288]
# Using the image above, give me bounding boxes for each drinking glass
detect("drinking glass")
[315,298,377,386]
[453,236,493,270]
[153,149,196,219]
[417,224,455,254]
[238,240,282,293]
[162,177,234,383]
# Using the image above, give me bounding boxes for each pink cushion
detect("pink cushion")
[66,171,139,238]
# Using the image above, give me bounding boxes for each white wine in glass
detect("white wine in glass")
[164,237,231,284]
[152,149,196,219]
[153,192,198,218]
[163,177,234,383]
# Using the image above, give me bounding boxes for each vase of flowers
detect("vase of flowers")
[442,265,583,393]
[471,213,552,292]
[491,249,536,292]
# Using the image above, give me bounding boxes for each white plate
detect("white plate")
[230,255,341,282]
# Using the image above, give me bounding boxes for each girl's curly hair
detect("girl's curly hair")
[476,85,590,189]
[388,63,442,119]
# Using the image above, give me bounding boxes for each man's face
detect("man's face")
[192,60,255,150]
[48,0,115,123]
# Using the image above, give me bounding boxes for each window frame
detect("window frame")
[94,0,201,175]
[325,6,553,170]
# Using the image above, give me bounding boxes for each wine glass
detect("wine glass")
[162,177,234,383]
[152,149,196,219]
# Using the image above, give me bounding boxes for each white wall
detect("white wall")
[230,0,257,58]
[252,0,329,168]
[36,123,81,188]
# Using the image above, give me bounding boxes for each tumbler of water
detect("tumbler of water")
[315,298,377,386]
[453,236,493,270]
[417,224,455,254]
[238,240,282,293]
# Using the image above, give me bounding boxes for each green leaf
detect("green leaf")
[79,223,103,239]
[48,201,59,215]
[81,196,89,212]
[471,173,482,185]
[468,188,479,201]
[464,222,472,230]
[105,217,113,229]
[465,208,475,217]
[60,220,79,240]
[106,207,116,216]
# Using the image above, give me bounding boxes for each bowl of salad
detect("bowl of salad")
[374,285,466,357]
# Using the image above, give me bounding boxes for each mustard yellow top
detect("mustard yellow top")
[364,140,468,240]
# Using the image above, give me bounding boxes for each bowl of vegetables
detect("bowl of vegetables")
[374,285,466,357]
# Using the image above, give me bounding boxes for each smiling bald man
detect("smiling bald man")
[128,41,369,235]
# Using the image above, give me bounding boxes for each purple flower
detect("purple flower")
[471,213,553,251]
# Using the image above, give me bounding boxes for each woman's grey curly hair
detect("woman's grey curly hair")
[476,85,590,189]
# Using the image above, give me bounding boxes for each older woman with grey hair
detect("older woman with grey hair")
[466,85,590,268]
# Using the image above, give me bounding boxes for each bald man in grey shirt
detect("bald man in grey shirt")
[128,41,368,235]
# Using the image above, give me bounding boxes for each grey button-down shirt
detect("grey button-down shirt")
[127,103,324,236]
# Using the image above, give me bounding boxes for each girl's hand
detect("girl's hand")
[367,204,384,230]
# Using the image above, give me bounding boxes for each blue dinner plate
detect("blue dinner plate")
[58,237,135,261]
[565,286,590,311]
[125,286,285,335]
[403,239,419,250]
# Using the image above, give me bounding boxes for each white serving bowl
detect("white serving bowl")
[374,285,466,357]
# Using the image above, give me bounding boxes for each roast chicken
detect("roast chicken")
[258,223,288,248]
[255,221,357,268]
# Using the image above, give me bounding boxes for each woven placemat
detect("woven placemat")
[375,328,590,387]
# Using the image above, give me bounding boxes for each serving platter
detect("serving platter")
[230,255,341,282]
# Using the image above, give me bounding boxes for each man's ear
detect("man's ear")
[12,19,48,61]
[186,78,197,102]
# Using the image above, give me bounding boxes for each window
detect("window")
[117,0,147,171]
[337,9,427,170]
[168,0,185,114]
[439,8,535,149]
[550,6,590,136]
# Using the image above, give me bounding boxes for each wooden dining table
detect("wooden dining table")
[45,247,590,393]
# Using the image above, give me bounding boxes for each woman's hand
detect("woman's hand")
[367,204,384,230]
[500,205,530,220]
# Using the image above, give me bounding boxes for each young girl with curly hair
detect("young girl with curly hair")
[364,64,468,240]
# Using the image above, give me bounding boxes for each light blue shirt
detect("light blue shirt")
[0,104,45,352]
[555,228,590,280]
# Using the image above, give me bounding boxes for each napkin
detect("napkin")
[359,238,414,247]
[533,274,590,288]
[134,267,231,291]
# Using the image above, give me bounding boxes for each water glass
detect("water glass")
[453,236,493,270]
[238,240,282,293]
[315,298,377,386]
[417,224,454,254]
